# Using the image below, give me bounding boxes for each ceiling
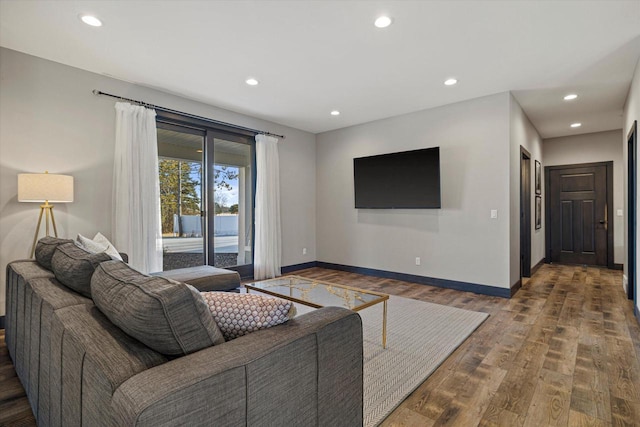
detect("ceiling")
[1,1,639,138]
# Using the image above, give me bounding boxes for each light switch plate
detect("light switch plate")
[617,209,623,217]
[490,209,498,219]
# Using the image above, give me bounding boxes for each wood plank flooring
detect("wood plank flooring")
[291,264,639,427]
[0,330,35,427]
[0,263,638,426]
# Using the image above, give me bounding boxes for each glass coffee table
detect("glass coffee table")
[245,275,389,348]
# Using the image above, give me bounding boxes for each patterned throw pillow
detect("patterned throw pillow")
[201,292,297,340]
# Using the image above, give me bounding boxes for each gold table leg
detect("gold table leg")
[382,299,387,349]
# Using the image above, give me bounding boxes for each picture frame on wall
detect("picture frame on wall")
[535,160,541,195]
[535,195,542,230]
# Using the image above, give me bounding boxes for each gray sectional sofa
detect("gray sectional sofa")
[5,238,363,426]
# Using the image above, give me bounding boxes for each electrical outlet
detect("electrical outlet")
[302,247,307,255]
[617,209,623,217]
[415,257,421,266]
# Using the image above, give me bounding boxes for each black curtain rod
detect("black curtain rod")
[92,89,285,139]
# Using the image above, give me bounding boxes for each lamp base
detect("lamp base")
[30,201,58,258]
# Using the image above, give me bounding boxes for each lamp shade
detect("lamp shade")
[18,173,74,203]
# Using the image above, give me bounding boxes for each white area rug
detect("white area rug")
[359,295,489,426]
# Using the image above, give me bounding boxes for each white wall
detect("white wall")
[0,48,317,317]
[623,55,640,314]
[316,92,512,290]
[543,130,624,265]
[509,94,545,286]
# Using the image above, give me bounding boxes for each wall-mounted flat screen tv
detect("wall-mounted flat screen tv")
[354,146,441,209]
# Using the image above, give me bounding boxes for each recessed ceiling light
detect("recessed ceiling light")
[374,16,392,28]
[570,122,582,128]
[80,15,102,27]
[564,94,578,101]
[444,78,458,86]
[245,78,259,86]
[330,110,340,116]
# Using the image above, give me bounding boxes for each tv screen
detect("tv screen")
[354,147,441,209]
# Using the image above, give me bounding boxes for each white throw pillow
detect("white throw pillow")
[76,233,107,253]
[75,233,123,261]
[92,232,123,261]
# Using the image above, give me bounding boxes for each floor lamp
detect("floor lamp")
[18,172,74,258]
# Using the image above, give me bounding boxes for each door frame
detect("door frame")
[205,129,256,279]
[628,120,637,301]
[156,121,207,264]
[157,110,257,279]
[545,161,614,269]
[520,146,532,278]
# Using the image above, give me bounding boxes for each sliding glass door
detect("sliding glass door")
[157,123,205,270]
[206,131,255,278]
[157,117,255,277]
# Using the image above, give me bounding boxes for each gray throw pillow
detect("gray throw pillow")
[91,260,225,356]
[35,236,74,270]
[51,242,111,297]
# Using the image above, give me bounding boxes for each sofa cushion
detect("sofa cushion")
[49,304,169,426]
[201,292,296,340]
[91,260,225,356]
[51,243,111,298]
[35,237,74,271]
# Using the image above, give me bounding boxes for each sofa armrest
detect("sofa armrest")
[111,307,363,427]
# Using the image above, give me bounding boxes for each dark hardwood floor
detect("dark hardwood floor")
[1,264,638,426]
[293,265,640,427]
[0,331,35,426]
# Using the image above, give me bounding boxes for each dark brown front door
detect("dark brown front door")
[547,163,609,266]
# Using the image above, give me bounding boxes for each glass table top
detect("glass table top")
[245,275,388,311]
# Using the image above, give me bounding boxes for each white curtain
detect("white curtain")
[254,134,281,280]
[113,102,163,273]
